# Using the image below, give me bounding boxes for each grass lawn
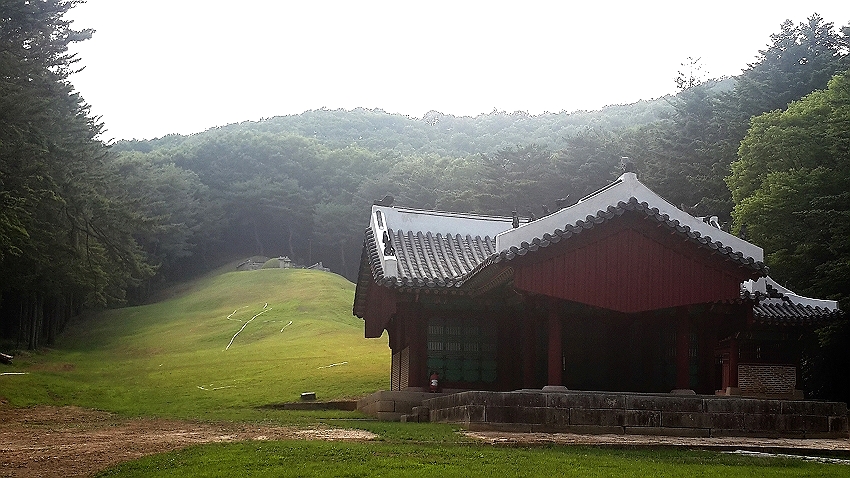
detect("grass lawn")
[95,441,848,478]
[1,268,389,421]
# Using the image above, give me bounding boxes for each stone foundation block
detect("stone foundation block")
[375,411,403,421]
[705,397,781,415]
[622,410,661,427]
[744,413,781,432]
[803,415,830,432]
[781,400,845,416]
[661,411,711,428]
[545,407,570,427]
[569,408,624,427]
[513,406,548,424]
[502,392,548,408]
[626,395,704,413]
[547,393,626,410]
[776,414,806,432]
[706,412,744,430]
[829,415,849,434]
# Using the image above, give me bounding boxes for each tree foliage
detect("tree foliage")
[729,70,850,404]
[736,14,850,117]
[729,71,850,303]
[0,1,158,348]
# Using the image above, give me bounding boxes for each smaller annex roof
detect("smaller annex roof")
[363,206,513,289]
[746,277,844,326]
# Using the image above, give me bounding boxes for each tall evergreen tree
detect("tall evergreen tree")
[1,1,156,348]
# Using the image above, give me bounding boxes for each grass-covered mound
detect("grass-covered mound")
[1,268,388,419]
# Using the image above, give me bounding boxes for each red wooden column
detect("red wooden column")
[675,314,690,390]
[547,303,562,386]
[522,312,537,388]
[728,337,739,390]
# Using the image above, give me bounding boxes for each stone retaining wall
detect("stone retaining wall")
[357,390,447,421]
[423,390,849,438]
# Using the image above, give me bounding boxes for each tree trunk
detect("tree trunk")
[27,294,37,350]
[16,299,24,350]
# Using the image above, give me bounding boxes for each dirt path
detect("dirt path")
[2,406,849,477]
[465,430,850,453]
[0,405,375,478]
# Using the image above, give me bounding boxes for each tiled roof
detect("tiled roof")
[752,300,844,325]
[354,174,839,327]
[357,202,767,297]
[361,227,499,290]
[497,172,763,264]
[352,214,504,318]
[491,197,768,274]
[388,229,497,288]
[747,280,844,326]
[355,215,842,328]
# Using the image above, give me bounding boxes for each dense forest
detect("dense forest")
[1,2,848,400]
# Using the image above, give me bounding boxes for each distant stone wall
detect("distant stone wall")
[423,390,849,438]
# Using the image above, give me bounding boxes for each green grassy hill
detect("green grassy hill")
[0,268,388,419]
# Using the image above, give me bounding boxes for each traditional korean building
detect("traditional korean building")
[353,172,843,397]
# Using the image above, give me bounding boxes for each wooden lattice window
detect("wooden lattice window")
[426,317,496,384]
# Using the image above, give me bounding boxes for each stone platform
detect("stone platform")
[421,390,849,439]
[357,390,450,421]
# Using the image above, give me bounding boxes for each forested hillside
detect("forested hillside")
[1,0,848,388]
[107,13,849,293]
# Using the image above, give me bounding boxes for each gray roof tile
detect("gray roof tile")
[492,198,768,274]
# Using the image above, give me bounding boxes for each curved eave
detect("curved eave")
[753,301,845,326]
[365,256,510,295]
[353,227,384,318]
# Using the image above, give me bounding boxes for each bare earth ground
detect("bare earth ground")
[465,430,850,452]
[2,405,849,477]
[0,405,375,478]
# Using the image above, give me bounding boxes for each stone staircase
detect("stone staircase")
[356,390,446,422]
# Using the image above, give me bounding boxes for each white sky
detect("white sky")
[66,1,850,141]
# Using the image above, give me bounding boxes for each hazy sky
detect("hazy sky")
[66,1,850,141]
